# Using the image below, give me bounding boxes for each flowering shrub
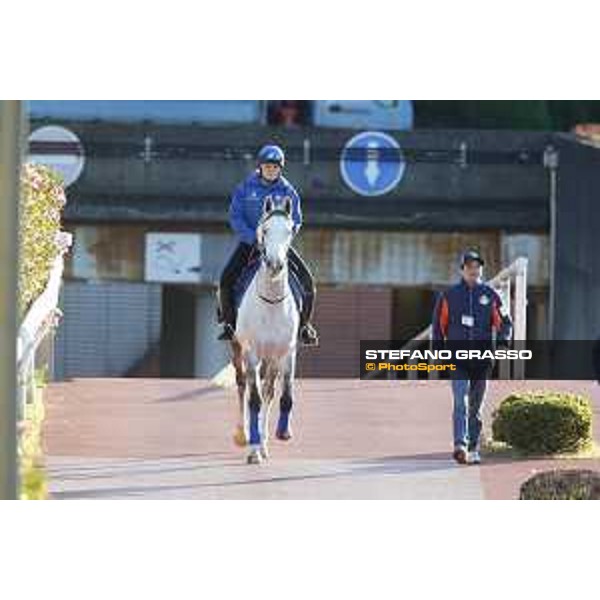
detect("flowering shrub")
[19,381,48,500]
[18,163,67,500]
[520,469,600,500]
[19,163,66,317]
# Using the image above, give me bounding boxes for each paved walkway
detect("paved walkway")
[44,378,600,499]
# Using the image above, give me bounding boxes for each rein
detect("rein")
[257,291,289,304]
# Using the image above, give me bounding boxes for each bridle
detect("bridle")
[257,291,288,304]
[256,208,292,305]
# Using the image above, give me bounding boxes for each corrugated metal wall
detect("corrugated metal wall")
[501,233,549,287]
[55,280,161,379]
[66,225,550,287]
[297,230,549,287]
[297,231,502,286]
[297,286,393,378]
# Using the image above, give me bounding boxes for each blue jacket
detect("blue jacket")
[229,172,302,245]
[432,279,512,342]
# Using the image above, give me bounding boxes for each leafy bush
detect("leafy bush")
[492,391,593,454]
[459,100,552,130]
[19,163,66,317]
[18,164,66,500]
[414,100,600,130]
[414,100,554,130]
[19,385,48,500]
[520,469,600,500]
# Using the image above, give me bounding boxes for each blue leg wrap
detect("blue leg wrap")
[249,408,261,446]
[277,410,290,435]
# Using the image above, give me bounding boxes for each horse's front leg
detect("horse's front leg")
[231,341,247,447]
[246,352,264,464]
[276,351,296,441]
[259,360,278,460]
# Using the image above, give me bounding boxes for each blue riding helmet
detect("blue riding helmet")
[257,144,285,169]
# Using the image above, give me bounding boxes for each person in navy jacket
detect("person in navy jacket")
[432,249,512,465]
[217,144,318,346]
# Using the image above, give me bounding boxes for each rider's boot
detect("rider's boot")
[217,289,237,341]
[299,322,319,347]
[218,323,236,341]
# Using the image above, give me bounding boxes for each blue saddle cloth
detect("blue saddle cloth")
[233,259,304,313]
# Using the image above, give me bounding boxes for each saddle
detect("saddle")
[232,250,304,312]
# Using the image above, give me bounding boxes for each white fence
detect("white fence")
[16,232,72,417]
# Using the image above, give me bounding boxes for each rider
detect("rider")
[217,144,319,346]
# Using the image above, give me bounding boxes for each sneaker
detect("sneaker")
[452,446,468,465]
[299,323,319,346]
[217,324,235,341]
[469,450,481,465]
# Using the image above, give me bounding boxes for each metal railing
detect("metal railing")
[366,256,528,380]
[16,232,72,417]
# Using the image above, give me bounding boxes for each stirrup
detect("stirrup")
[218,323,235,341]
[299,324,319,347]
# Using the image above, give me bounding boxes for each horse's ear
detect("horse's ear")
[263,195,273,215]
[283,195,292,215]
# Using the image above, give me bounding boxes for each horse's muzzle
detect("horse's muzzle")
[265,258,284,276]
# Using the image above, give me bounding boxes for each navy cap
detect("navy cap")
[461,249,485,267]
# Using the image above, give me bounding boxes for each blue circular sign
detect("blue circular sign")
[340,131,406,197]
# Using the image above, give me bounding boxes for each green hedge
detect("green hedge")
[520,469,600,500]
[19,382,48,500]
[413,100,600,131]
[19,163,66,317]
[492,391,593,454]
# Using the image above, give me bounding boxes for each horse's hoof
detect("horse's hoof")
[233,426,247,447]
[276,429,292,442]
[246,450,263,465]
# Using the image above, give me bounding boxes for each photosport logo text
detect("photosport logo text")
[365,361,457,373]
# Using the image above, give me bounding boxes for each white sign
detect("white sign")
[145,233,202,283]
[28,125,85,187]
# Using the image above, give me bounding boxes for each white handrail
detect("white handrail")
[16,232,72,415]
[17,232,72,367]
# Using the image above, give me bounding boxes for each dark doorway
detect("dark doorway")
[160,286,196,377]
[391,287,436,341]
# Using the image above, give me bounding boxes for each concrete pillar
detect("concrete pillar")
[194,288,229,378]
[0,101,23,499]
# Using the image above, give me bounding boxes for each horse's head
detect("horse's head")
[256,195,294,278]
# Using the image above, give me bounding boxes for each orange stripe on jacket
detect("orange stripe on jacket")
[439,296,449,338]
[491,299,502,331]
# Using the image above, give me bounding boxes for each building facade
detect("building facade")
[29,102,556,379]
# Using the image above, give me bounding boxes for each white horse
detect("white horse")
[230,194,300,464]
